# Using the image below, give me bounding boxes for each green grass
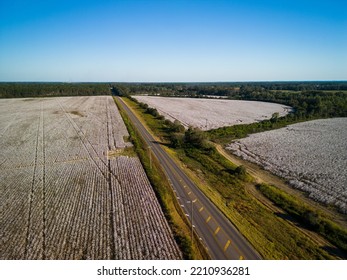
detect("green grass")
[113,97,209,260]
[175,147,335,259]
[122,96,343,259]
[207,116,307,145]
[258,183,347,254]
[124,97,171,140]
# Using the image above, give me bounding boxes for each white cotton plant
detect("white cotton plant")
[226,118,347,214]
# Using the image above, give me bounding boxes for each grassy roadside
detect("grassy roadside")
[113,97,209,260]
[122,96,345,259]
[257,183,347,254]
[215,143,347,228]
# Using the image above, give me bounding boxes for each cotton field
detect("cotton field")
[134,96,292,130]
[0,96,181,260]
[226,118,347,213]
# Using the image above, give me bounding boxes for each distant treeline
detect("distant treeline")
[112,82,347,144]
[112,81,347,97]
[2,82,346,120]
[237,88,347,118]
[0,83,111,98]
[112,82,347,119]
[210,86,347,141]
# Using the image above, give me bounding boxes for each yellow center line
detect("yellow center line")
[192,199,197,203]
[199,206,204,212]
[223,240,231,252]
[121,98,253,261]
[121,100,248,260]
[214,227,220,235]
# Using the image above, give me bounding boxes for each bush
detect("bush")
[235,165,247,180]
[170,133,185,148]
[145,107,160,117]
[257,183,347,253]
[184,127,210,149]
[173,120,185,133]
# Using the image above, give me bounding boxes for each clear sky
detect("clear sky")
[0,0,346,82]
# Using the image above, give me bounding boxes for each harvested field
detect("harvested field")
[134,96,292,130]
[226,118,347,213]
[0,96,181,260]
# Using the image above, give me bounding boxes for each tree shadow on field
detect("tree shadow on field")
[151,140,167,146]
[275,212,298,224]
[274,212,347,259]
[321,245,347,259]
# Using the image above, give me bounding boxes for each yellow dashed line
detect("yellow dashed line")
[183,185,187,188]
[239,255,244,260]
[192,199,197,203]
[214,227,220,235]
[188,191,191,195]
[199,207,204,212]
[223,240,231,252]
[206,216,211,223]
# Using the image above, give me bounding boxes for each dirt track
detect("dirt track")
[215,144,347,228]
[215,144,347,255]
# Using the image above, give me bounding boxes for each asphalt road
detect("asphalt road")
[116,96,261,260]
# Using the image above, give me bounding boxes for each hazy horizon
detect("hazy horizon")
[1,80,346,83]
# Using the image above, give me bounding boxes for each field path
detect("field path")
[25,101,44,259]
[1,97,181,260]
[215,144,347,228]
[216,144,288,189]
[215,144,347,256]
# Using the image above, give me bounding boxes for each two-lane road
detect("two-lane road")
[116,96,261,260]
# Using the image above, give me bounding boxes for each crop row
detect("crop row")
[226,118,347,213]
[134,96,292,130]
[0,96,181,259]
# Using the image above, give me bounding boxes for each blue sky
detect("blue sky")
[0,0,346,82]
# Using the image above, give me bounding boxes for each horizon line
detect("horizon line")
[1,80,346,84]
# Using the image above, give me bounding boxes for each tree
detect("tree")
[271,112,280,122]
[173,120,185,133]
[235,165,247,180]
[170,133,184,148]
[184,127,209,148]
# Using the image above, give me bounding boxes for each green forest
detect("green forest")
[2,81,346,258]
[2,81,346,142]
[118,88,347,259]
[0,83,110,98]
[112,81,347,143]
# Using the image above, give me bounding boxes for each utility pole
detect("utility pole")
[191,200,193,243]
[187,200,194,243]
[148,146,152,170]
